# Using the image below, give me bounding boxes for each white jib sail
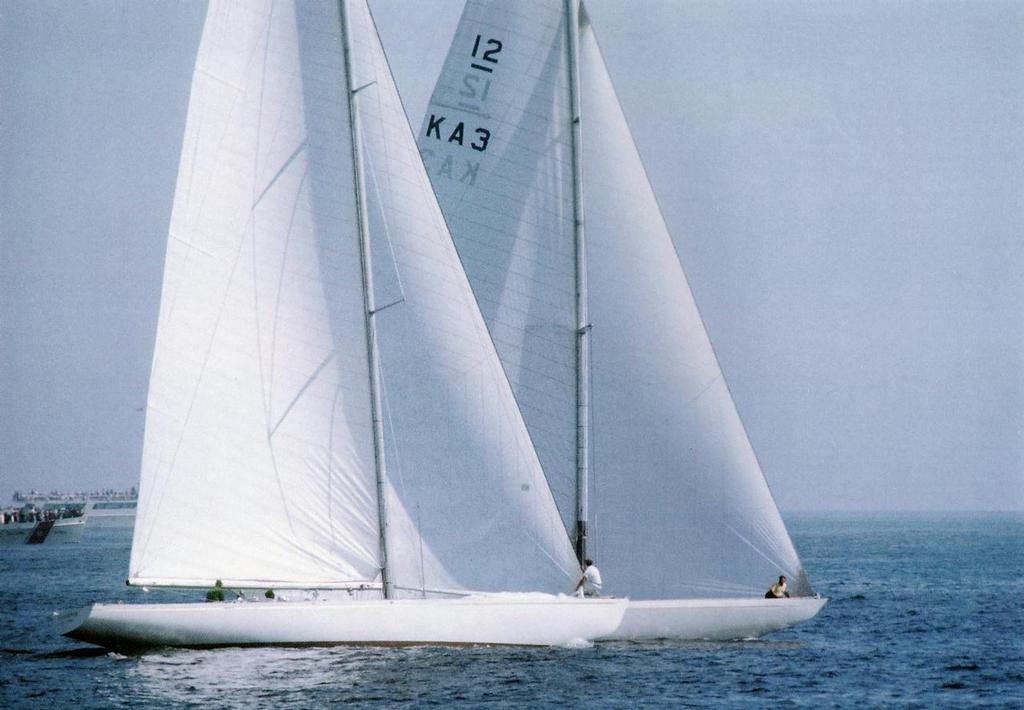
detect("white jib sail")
[418,0,579,537]
[578,7,809,598]
[420,0,811,598]
[131,0,577,595]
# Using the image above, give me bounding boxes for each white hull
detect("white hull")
[602,597,827,641]
[56,595,626,649]
[0,518,86,546]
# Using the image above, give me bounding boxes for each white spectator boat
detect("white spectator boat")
[0,515,86,545]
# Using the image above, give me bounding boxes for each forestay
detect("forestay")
[420,0,812,598]
[131,0,577,595]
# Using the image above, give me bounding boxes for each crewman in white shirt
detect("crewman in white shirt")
[574,558,603,597]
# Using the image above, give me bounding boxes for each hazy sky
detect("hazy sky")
[1,1,1020,510]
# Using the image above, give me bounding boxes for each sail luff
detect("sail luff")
[565,0,590,565]
[339,0,391,599]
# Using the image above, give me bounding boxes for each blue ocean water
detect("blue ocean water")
[1,513,1021,707]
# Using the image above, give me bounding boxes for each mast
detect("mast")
[340,0,391,598]
[565,0,590,566]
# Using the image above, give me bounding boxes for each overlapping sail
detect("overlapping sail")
[417,1,579,535]
[130,0,577,596]
[420,0,812,598]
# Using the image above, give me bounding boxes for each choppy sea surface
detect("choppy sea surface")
[1,513,1021,707]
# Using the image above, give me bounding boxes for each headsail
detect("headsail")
[577,7,809,597]
[420,0,812,598]
[131,0,577,595]
[418,0,578,537]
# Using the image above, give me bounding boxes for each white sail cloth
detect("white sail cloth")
[418,0,579,537]
[419,0,811,598]
[131,0,577,595]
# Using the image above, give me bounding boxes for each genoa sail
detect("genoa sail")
[419,0,812,599]
[130,0,577,596]
[418,0,579,538]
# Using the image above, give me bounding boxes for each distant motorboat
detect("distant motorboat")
[8,489,137,532]
[0,512,86,546]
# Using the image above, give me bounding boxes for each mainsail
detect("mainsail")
[420,0,812,598]
[130,0,578,596]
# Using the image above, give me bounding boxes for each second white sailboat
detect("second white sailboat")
[418,0,825,640]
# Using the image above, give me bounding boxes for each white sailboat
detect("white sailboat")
[418,0,825,640]
[56,0,625,649]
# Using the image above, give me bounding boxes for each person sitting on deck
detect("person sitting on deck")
[765,575,791,599]
[574,558,603,598]
[206,579,225,602]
